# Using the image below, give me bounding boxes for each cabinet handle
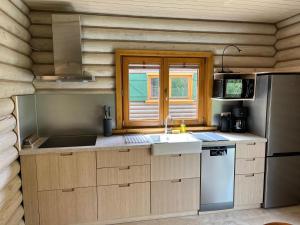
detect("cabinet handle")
[246,158,256,161]
[245,173,255,177]
[119,183,130,187]
[171,154,182,157]
[119,149,130,153]
[119,166,130,170]
[171,179,182,183]
[62,188,74,192]
[247,142,256,146]
[60,152,73,156]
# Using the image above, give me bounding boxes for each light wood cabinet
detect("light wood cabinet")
[151,178,200,215]
[235,158,265,175]
[234,141,266,207]
[38,187,97,225]
[234,173,264,206]
[151,154,200,181]
[236,142,265,158]
[98,182,150,221]
[97,148,150,168]
[97,165,150,186]
[36,152,96,190]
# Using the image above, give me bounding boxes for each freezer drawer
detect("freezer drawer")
[264,155,300,208]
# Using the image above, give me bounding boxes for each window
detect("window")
[116,50,213,129]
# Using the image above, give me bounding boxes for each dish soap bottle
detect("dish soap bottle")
[180,120,186,133]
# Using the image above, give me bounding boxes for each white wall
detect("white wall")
[29,12,277,91]
[275,14,300,70]
[0,1,34,225]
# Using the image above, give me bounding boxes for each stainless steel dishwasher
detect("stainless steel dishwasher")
[200,144,235,211]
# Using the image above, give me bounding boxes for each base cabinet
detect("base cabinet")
[38,187,97,225]
[151,178,200,215]
[98,182,150,221]
[234,173,264,206]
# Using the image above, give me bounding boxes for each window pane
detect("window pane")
[128,64,160,121]
[168,65,199,120]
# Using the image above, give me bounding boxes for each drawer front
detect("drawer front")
[151,154,200,181]
[98,182,150,221]
[97,165,150,186]
[36,152,96,191]
[234,173,264,207]
[235,158,265,175]
[97,148,150,168]
[151,178,200,215]
[236,142,265,159]
[38,187,97,225]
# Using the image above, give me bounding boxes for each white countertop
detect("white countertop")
[19,132,267,155]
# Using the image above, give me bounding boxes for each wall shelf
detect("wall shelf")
[211,98,255,101]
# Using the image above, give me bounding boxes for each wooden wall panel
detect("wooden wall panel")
[30,11,277,91]
[275,14,300,69]
[0,1,34,225]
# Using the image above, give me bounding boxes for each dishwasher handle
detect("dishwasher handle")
[210,149,227,156]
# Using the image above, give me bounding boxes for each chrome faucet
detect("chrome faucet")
[165,115,172,134]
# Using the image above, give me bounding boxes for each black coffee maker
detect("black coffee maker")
[232,106,248,132]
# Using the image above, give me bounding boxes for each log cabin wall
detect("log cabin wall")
[0,1,34,225]
[29,11,277,92]
[275,14,300,70]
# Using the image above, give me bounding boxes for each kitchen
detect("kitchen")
[0,1,300,225]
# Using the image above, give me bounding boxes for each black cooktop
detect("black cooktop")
[39,135,97,148]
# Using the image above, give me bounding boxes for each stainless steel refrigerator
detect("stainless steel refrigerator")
[245,73,300,208]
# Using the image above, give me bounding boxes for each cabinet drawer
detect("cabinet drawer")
[235,158,265,175]
[236,142,265,159]
[38,187,97,225]
[151,154,200,181]
[151,178,200,215]
[234,173,264,207]
[97,165,150,186]
[97,148,150,168]
[36,152,96,191]
[98,182,150,221]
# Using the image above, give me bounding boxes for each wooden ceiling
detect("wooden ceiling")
[25,0,300,23]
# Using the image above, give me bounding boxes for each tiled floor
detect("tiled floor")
[120,205,300,225]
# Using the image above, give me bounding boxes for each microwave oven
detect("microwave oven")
[213,78,255,99]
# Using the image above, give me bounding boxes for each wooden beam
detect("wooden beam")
[0,146,18,172]
[5,205,24,225]
[0,45,32,69]
[277,14,300,28]
[0,81,34,98]
[276,22,300,40]
[9,0,30,15]
[0,161,20,190]
[0,176,21,207]
[0,190,22,225]
[275,34,300,51]
[275,47,300,62]
[0,63,33,82]
[0,28,31,55]
[0,115,16,135]
[0,99,14,119]
[0,10,31,42]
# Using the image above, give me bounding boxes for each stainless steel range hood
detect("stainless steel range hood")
[37,14,94,82]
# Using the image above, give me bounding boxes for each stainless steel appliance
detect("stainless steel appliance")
[192,133,235,211]
[245,73,300,208]
[213,77,255,99]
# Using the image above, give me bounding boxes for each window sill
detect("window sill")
[112,126,217,134]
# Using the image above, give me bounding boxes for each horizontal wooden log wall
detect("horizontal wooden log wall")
[275,14,300,70]
[29,11,277,91]
[0,1,34,225]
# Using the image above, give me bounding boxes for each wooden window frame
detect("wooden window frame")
[115,50,214,130]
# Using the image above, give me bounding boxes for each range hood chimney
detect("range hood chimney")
[39,14,94,81]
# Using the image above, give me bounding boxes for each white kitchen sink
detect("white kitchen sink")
[147,133,202,155]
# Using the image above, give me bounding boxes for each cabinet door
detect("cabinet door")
[98,182,150,221]
[234,173,264,206]
[36,152,96,190]
[151,178,200,214]
[151,154,200,181]
[236,142,265,159]
[38,187,97,225]
[97,148,150,168]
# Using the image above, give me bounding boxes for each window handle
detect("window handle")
[164,88,168,101]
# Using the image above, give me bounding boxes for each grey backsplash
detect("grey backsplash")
[36,94,116,136]
[211,100,242,127]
